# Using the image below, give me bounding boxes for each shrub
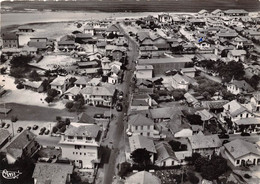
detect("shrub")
[56,116,62,121]
[52,126,58,134]
[244,174,251,179]
[16,83,24,89]
[11,115,18,122]
[187,172,199,184]
[59,125,67,133]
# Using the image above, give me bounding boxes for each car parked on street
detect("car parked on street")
[33,125,39,130]
[241,132,250,136]
[45,129,50,135]
[4,123,10,129]
[17,127,23,133]
[218,133,229,139]
[94,114,105,119]
[27,126,31,130]
[0,122,6,128]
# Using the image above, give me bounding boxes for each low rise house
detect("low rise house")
[50,76,68,94]
[106,24,120,36]
[150,107,183,123]
[158,13,173,24]
[59,124,102,169]
[1,130,40,164]
[84,25,95,36]
[180,67,196,78]
[155,142,181,167]
[198,9,209,17]
[138,57,192,76]
[195,40,211,50]
[135,65,153,79]
[184,92,200,107]
[58,40,76,51]
[23,80,44,93]
[0,129,11,149]
[188,132,222,158]
[2,33,19,48]
[125,171,161,184]
[171,73,190,91]
[211,9,224,17]
[32,163,74,184]
[224,139,260,167]
[64,86,81,100]
[80,85,116,107]
[74,77,91,89]
[227,50,247,62]
[28,37,54,52]
[224,9,249,16]
[251,92,260,112]
[128,135,156,163]
[227,79,254,95]
[126,114,160,139]
[233,118,260,134]
[18,26,34,33]
[221,100,255,123]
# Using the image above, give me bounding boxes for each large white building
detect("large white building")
[135,65,153,79]
[59,124,102,169]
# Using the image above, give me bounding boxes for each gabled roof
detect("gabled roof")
[211,9,222,15]
[50,76,66,86]
[150,107,183,120]
[75,77,91,85]
[203,100,229,109]
[136,65,153,70]
[224,139,260,159]
[33,163,73,184]
[188,133,221,150]
[195,109,213,121]
[128,114,154,126]
[64,124,100,138]
[223,100,249,117]
[77,112,95,124]
[234,118,260,126]
[4,130,36,159]
[64,86,81,96]
[23,80,43,89]
[198,9,208,15]
[84,25,93,30]
[253,92,260,101]
[172,73,189,84]
[125,171,161,184]
[106,24,120,32]
[129,135,156,153]
[229,50,246,56]
[228,80,254,92]
[155,142,178,164]
[0,129,11,146]
[224,9,248,14]
[2,33,18,40]
[80,85,115,96]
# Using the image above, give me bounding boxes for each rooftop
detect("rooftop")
[64,124,100,138]
[129,135,156,153]
[139,57,192,65]
[188,133,221,150]
[33,163,73,184]
[0,129,11,146]
[125,171,161,184]
[224,139,260,159]
[155,142,178,165]
[128,114,154,126]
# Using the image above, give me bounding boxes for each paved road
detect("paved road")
[101,23,139,184]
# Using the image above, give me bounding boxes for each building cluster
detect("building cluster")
[0,8,260,184]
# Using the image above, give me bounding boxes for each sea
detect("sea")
[1,0,260,28]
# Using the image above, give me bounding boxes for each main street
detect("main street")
[101,22,139,184]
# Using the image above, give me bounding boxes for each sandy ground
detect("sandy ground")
[30,54,77,70]
[0,74,65,109]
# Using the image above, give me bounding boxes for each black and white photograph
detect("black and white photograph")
[0,0,260,183]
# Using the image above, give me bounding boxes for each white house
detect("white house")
[227,50,246,62]
[250,92,260,112]
[174,129,193,138]
[135,65,153,79]
[227,80,254,95]
[172,73,190,91]
[50,76,68,94]
[84,25,94,36]
[59,124,102,169]
[80,85,116,107]
[125,171,161,184]
[126,114,160,139]
[224,139,260,167]
[180,67,196,78]
[64,86,81,101]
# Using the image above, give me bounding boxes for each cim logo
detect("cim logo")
[1,169,22,179]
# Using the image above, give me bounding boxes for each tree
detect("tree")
[28,70,41,81]
[218,61,245,82]
[168,140,181,151]
[0,67,7,74]
[171,89,185,101]
[47,89,59,98]
[187,172,199,184]
[10,55,33,67]
[45,96,53,105]
[16,83,24,89]
[247,75,260,89]
[117,162,131,178]
[10,67,26,78]
[74,94,85,110]
[41,79,50,91]
[130,148,151,167]
[194,156,208,172]
[65,101,74,111]
[11,115,18,122]
[186,114,203,125]
[52,126,58,134]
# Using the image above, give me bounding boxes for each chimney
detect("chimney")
[228,104,230,111]
[230,146,234,152]
[26,133,30,141]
